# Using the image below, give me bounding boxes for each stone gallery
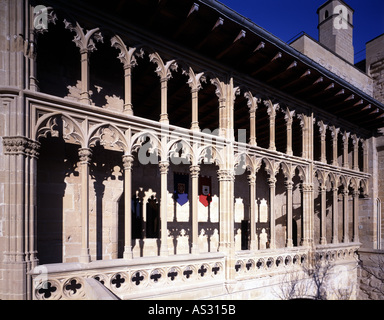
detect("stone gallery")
[0,0,384,299]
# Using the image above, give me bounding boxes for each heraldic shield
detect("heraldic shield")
[173,173,189,206]
[199,176,212,207]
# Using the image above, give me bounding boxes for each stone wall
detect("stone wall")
[290,35,373,96]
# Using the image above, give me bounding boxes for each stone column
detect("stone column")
[248,174,257,250]
[111,36,144,115]
[284,109,295,156]
[218,169,235,252]
[342,131,350,169]
[122,155,134,259]
[352,135,359,171]
[159,161,170,256]
[301,183,313,247]
[2,136,40,299]
[149,53,177,124]
[78,148,92,263]
[361,139,368,173]
[265,100,279,151]
[320,184,327,245]
[332,186,339,244]
[298,114,309,159]
[331,126,340,166]
[217,169,236,283]
[268,177,277,249]
[184,68,205,131]
[285,179,294,248]
[190,165,200,254]
[244,92,259,146]
[342,189,350,243]
[64,20,103,105]
[318,121,328,163]
[353,190,360,243]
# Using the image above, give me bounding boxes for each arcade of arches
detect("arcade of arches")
[31,16,369,265]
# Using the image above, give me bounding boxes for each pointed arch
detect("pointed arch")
[34,112,86,147]
[130,130,162,159]
[87,122,129,153]
[167,138,195,165]
[295,165,307,183]
[197,145,223,167]
[234,152,255,174]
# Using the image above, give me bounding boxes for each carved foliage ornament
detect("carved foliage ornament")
[64,20,103,53]
[110,35,144,68]
[2,136,40,158]
[149,52,178,81]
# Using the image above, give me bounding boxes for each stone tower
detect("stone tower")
[317,0,354,64]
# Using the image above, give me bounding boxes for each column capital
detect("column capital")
[78,148,92,164]
[122,154,134,170]
[248,174,256,185]
[285,180,294,189]
[268,177,277,187]
[190,165,200,178]
[319,185,328,192]
[64,20,103,54]
[2,136,41,158]
[301,183,313,192]
[159,161,169,174]
[217,169,235,182]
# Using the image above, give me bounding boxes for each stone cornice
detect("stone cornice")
[2,136,40,158]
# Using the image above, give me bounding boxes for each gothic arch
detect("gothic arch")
[234,152,256,174]
[130,130,162,159]
[34,112,86,147]
[315,169,330,187]
[295,165,307,183]
[87,122,129,153]
[340,175,351,190]
[197,145,224,167]
[166,138,195,165]
[328,172,340,188]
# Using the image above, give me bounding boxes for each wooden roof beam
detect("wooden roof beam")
[216,29,246,60]
[196,17,224,50]
[279,69,311,90]
[173,3,200,38]
[251,52,283,76]
[266,60,298,83]
[292,76,323,96]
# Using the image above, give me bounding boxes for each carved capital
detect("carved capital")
[317,120,328,137]
[284,107,295,125]
[183,67,206,92]
[122,155,134,171]
[210,78,226,103]
[159,161,169,174]
[2,136,40,158]
[342,131,350,144]
[217,169,235,182]
[111,35,144,69]
[149,52,178,81]
[64,20,103,53]
[285,180,294,189]
[301,183,313,192]
[330,126,340,140]
[264,100,279,117]
[190,165,200,178]
[248,174,256,185]
[244,91,260,114]
[78,148,92,165]
[268,177,277,187]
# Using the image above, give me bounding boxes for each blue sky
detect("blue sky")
[219,0,384,62]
